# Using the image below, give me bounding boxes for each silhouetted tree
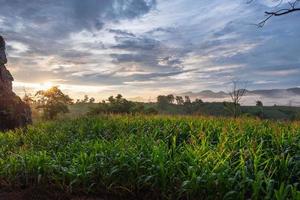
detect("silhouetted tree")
[167,94,175,104]
[194,98,203,104]
[116,94,123,102]
[89,94,151,115]
[184,96,191,105]
[82,95,89,103]
[22,88,34,106]
[108,96,115,104]
[256,100,264,119]
[226,80,247,118]
[175,96,184,105]
[157,95,170,108]
[89,97,95,103]
[256,100,263,107]
[35,86,73,119]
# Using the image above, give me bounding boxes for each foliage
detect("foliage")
[89,97,95,103]
[0,115,299,199]
[75,95,96,104]
[157,95,172,108]
[35,86,73,119]
[84,93,300,121]
[88,94,157,115]
[22,92,34,106]
[184,95,191,105]
[175,96,184,105]
[256,100,263,107]
[157,94,197,110]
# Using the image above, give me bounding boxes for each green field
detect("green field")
[65,103,300,121]
[0,115,300,199]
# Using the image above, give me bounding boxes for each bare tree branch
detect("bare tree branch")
[249,0,300,27]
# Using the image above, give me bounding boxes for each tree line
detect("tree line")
[24,83,289,120]
[22,85,243,120]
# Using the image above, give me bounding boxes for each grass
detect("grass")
[0,115,299,199]
[66,103,300,121]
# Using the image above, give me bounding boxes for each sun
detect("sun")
[39,81,54,90]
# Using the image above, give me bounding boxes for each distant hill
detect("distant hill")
[180,87,300,99]
[247,87,300,98]
[181,90,227,99]
[128,87,300,106]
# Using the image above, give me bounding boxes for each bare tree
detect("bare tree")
[249,0,300,27]
[22,88,34,105]
[227,80,247,118]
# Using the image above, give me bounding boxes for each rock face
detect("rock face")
[0,36,32,131]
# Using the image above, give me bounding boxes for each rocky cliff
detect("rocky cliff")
[0,36,32,131]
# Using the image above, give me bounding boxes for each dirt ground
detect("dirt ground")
[0,187,130,200]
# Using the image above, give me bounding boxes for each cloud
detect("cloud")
[0,0,156,32]
[0,0,299,100]
[108,29,136,37]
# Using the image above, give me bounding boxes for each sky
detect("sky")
[0,0,299,101]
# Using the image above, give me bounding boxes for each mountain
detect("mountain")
[180,87,300,99]
[248,87,300,98]
[181,90,227,99]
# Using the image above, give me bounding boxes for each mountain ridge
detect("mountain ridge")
[179,87,300,99]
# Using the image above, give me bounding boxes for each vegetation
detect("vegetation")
[84,93,300,121]
[22,85,300,121]
[35,86,73,119]
[0,115,299,199]
[88,94,158,115]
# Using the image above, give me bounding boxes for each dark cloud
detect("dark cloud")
[67,68,194,86]
[110,34,187,75]
[0,0,156,33]
[0,0,300,96]
[113,36,160,50]
[108,29,136,37]
[0,0,156,59]
[159,56,182,66]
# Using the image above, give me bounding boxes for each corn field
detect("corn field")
[0,115,299,199]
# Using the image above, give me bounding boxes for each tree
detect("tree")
[167,94,175,104]
[194,98,203,104]
[89,97,95,103]
[227,80,247,118]
[108,96,115,104]
[22,88,34,106]
[175,96,184,105]
[88,94,149,115]
[82,95,89,103]
[184,96,191,105]
[35,86,73,119]
[157,95,169,108]
[249,0,300,26]
[116,94,123,102]
[256,100,264,119]
[256,100,263,107]
[107,94,133,113]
